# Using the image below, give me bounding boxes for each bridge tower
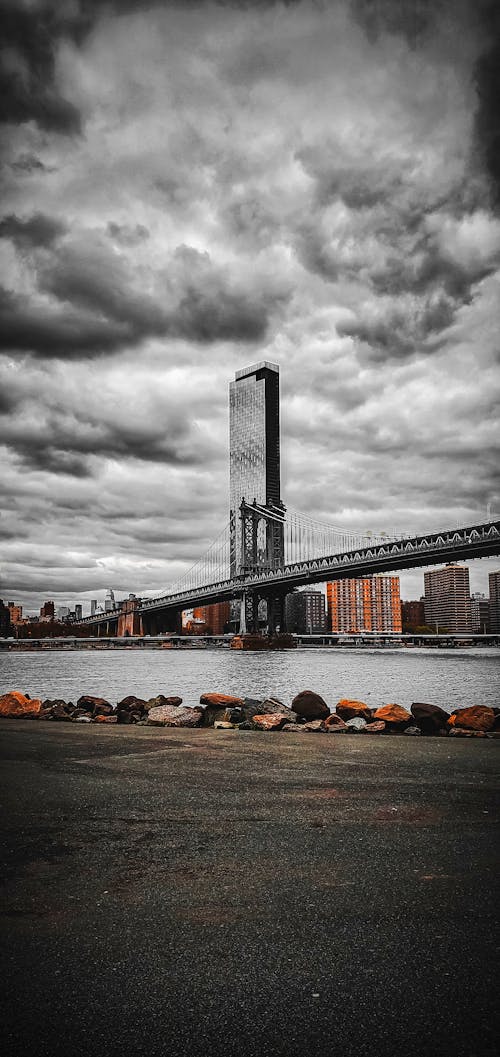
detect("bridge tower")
[229,362,285,631]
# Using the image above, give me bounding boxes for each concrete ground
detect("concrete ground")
[0,721,498,1057]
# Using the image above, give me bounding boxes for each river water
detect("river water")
[0,647,499,713]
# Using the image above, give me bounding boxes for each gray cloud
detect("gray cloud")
[0,0,499,610]
[0,212,67,249]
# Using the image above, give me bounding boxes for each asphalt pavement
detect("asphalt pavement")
[1,721,498,1057]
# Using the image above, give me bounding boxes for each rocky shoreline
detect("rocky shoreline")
[0,689,498,737]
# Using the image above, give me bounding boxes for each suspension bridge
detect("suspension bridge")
[74,501,500,636]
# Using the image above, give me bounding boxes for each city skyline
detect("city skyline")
[1,0,499,611]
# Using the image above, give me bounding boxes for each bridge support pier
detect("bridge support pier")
[266,590,287,635]
[239,591,259,634]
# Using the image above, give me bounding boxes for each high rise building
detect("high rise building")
[229,362,283,576]
[74,604,83,621]
[7,602,23,624]
[40,601,55,619]
[489,571,500,633]
[423,564,472,633]
[470,593,490,634]
[104,589,115,613]
[285,590,327,633]
[327,576,402,633]
[401,598,426,631]
[0,599,12,637]
[90,600,97,616]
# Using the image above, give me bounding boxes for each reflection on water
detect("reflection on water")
[0,647,499,713]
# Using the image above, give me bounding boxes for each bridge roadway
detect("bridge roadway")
[73,519,500,632]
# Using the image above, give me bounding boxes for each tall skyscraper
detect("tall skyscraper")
[470,593,490,634]
[489,571,500,633]
[424,564,472,633]
[229,362,283,576]
[327,576,402,633]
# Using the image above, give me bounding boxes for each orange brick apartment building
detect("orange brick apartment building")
[327,575,402,633]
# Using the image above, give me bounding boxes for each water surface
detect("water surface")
[1,647,498,713]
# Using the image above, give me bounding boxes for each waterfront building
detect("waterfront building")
[401,598,426,631]
[285,590,327,633]
[489,571,500,633]
[470,593,490,634]
[423,564,472,634]
[0,599,12,637]
[229,362,283,576]
[327,576,402,633]
[40,601,55,620]
[7,602,23,624]
[191,603,230,635]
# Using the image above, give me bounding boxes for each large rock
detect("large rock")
[447,706,495,732]
[252,713,291,731]
[363,720,386,734]
[94,714,117,724]
[199,693,244,709]
[116,695,148,713]
[302,719,327,732]
[0,691,42,718]
[244,698,295,721]
[324,713,348,733]
[373,704,412,728]
[146,694,182,711]
[93,702,114,717]
[335,699,371,722]
[77,695,111,713]
[51,703,74,721]
[346,717,367,732]
[411,702,449,733]
[148,705,202,728]
[281,723,304,732]
[291,690,330,721]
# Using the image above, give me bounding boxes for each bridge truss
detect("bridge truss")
[74,509,500,634]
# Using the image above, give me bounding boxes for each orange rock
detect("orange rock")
[252,713,291,731]
[336,699,371,721]
[447,706,495,732]
[0,691,42,718]
[363,721,386,734]
[373,704,412,726]
[199,693,244,708]
[324,713,348,732]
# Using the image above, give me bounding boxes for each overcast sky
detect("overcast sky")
[1,0,499,613]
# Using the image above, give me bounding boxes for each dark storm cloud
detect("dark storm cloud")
[0,212,67,249]
[350,0,440,46]
[0,2,81,134]
[337,295,456,359]
[0,287,131,357]
[474,1,500,207]
[0,234,276,358]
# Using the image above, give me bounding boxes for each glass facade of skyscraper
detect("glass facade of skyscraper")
[229,362,282,575]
